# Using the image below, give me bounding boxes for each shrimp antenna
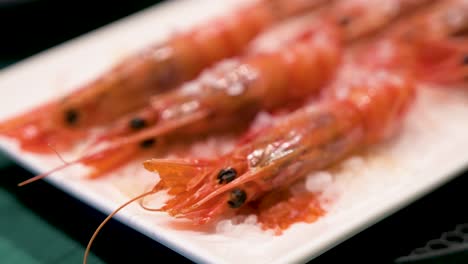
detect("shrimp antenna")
[18,162,80,187]
[139,194,164,212]
[18,144,80,187]
[47,144,70,165]
[83,189,156,264]
[17,143,116,187]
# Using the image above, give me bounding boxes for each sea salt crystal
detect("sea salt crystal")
[342,156,365,171]
[244,215,258,225]
[305,171,333,193]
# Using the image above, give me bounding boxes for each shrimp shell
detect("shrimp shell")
[70,0,435,180]
[143,41,416,228]
[0,0,326,153]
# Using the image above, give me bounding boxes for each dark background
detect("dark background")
[1,1,467,263]
[0,0,163,61]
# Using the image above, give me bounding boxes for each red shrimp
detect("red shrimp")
[386,0,468,87]
[19,0,435,187]
[0,0,326,154]
[82,55,417,264]
[93,0,433,144]
[357,0,468,86]
[141,53,416,229]
[59,0,431,181]
[327,0,434,41]
[386,0,468,41]
[18,21,343,186]
[412,36,468,86]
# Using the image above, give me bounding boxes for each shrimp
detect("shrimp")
[58,0,431,180]
[93,0,433,142]
[82,63,416,264]
[141,46,416,228]
[326,0,434,41]
[0,0,326,154]
[391,0,468,86]
[412,36,468,86]
[386,0,468,41]
[356,0,468,86]
[140,22,468,230]
[18,21,343,186]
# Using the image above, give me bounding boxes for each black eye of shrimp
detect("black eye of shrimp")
[140,138,156,149]
[217,168,237,184]
[64,109,79,126]
[338,16,351,26]
[462,54,468,65]
[228,188,247,209]
[130,117,147,130]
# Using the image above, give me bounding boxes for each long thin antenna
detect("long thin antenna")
[83,190,156,264]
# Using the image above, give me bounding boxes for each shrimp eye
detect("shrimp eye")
[227,188,246,209]
[130,117,147,130]
[64,109,79,125]
[338,16,351,26]
[217,168,237,184]
[462,54,468,65]
[140,138,156,149]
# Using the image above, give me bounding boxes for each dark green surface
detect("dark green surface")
[0,165,190,264]
[0,187,103,264]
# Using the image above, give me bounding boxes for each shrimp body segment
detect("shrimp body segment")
[144,64,416,227]
[0,0,326,153]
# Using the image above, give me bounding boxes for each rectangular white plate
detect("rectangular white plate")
[1,0,468,263]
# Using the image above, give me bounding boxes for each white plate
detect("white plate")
[2,0,468,263]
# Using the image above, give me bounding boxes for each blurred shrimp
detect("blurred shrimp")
[379,0,468,86]
[0,0,326,153]
[63,0,432,183]
[20,21,343,185]
[142,42,416,229]
[326,0,434,41]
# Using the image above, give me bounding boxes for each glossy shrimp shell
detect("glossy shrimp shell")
[68,0,435,181]
[92,22,343,145]
[18,21,343,186]
[88,0,434,145]
[143,49,416,229]
[0,0,326,154]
